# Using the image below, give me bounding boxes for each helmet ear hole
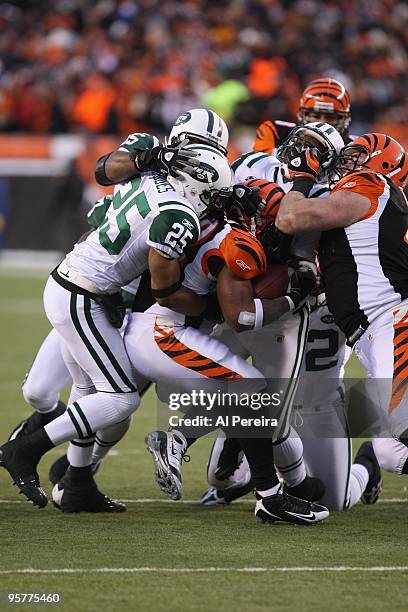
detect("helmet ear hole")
[382,162,389,169]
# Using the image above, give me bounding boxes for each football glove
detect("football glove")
[257,224,293,264]
[283,149,320,181]
[130,140,200,178]
[286,266,317,311]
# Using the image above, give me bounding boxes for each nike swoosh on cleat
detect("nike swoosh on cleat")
[286,511,317,521]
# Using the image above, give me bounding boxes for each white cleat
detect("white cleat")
[144,430,188,500]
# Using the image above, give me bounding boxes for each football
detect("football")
[252,264,289,299]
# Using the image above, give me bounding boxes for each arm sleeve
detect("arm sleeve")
[118,133,160,153]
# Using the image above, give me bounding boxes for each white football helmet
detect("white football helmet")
[166,108,229,155]
[169,144,233,216]
[277,121,344,181]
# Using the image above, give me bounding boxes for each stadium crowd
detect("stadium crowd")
[0,0,406,137]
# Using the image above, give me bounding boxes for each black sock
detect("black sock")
[23,429,55,458]
[64,465,95,486]
[238,438,279,490]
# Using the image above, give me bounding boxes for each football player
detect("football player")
[201,123,382,511]
[0,143,232,510]
[137,178,329,525]
[276,131,408,471]
[253,77,352,156]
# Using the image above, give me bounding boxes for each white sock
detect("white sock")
[91,417,132,464]
[67,439,95,468]
[257,483,281,497]
[349,464,369,507]
[273,427,306,486]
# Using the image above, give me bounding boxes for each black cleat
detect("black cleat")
[255,489,329,525]
[0,440,47,508]
[52,480,126,513]
[285,475,326,502]
[9,401,66,441]
[354,441,383,504]
[49,454,101,486]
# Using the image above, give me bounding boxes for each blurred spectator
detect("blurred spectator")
[0,0,406,137]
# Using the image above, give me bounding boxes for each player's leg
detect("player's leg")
[200,432,253,506]
[208,311,326,507]
[9,328,71,440]
[125,312,265,500]
[355,302,408,445]
[240,306,325,502]
[206,314,329,523]
[372,437,408,475]
[49,373,152,485]
[0,278,140,508]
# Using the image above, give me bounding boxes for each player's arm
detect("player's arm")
[276,189,371,234]
[95,132,199,186]
[215,229,315,331]
[148,249,207,316]
[217,267,291,332]
[95,151,137,186]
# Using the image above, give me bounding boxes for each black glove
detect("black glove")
[257,224,293,264]
[286,266,317,311]
[130,141,199,178]
[208,184,262,224]
[230,184,262,217]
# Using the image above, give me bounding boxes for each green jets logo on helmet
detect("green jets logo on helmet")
[193,163,219,183]
[174,112,192,126]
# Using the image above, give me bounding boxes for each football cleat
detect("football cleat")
[52,481,126,513]
[144,430,188,500]
[0,440,47,508]
[8,401,66,441]
[49,454,101,486]
[200,486,230,506]
[354,441,383,504]
[200,481,254,506]
[285,475,326,502]
[255,489,329,525]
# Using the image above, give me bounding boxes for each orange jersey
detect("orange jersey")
[253,119,295,155]
[331,170,389,221]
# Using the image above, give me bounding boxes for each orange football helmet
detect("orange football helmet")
[335,133,408,189]
[298,78,351,135]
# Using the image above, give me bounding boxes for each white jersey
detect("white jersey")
[146,219,266,319]
[232,151,328,261]
[66,173,200,294]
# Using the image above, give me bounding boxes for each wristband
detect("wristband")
[254,298,263,329]
[237,298,264,329]
[291,177,315,196]
[151,279,183,299]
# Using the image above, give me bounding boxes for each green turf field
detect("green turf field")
[0,271,407,612]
